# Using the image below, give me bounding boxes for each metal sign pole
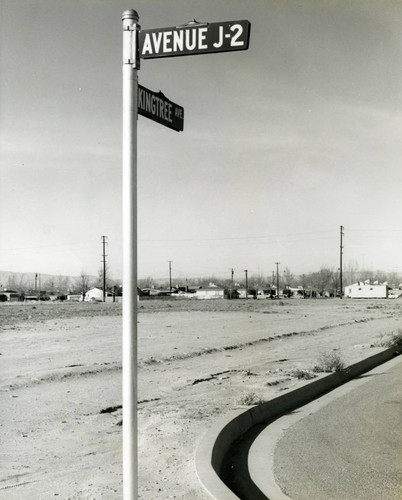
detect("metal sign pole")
[122,9,140,500]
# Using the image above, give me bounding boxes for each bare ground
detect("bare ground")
[1,298,401,499]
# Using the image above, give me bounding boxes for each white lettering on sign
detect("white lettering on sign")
[138,84,183,131]
[152,32,163,53]
[141,25,240,56]
[139,87,173,123]
[213,24,244,49]
[199,27,208,49]
[213,26,224,49]
[163,31,172,53]
[230,24,244,46]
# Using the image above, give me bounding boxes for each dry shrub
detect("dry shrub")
[291,369,317,380]
[388,330,402,346]
[372,329,402,348]
[237,392,264,405]
[313,351,345,373]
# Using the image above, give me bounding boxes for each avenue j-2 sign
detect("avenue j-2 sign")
[139,19,250,59]
[138,84,184,132]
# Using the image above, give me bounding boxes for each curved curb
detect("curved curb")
[195,346,400,499]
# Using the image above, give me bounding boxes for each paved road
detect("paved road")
[264,355,402,500]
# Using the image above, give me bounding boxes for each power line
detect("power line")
[139,230,337,243]
[0,240,98,252]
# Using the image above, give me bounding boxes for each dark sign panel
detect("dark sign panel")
[138,85,184,132]
[139,20,250,59]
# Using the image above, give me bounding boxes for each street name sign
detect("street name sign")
[138,84,184,132]
[139,19,250,59]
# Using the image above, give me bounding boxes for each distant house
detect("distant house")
[0,290,21,302]
[141,288,160,296]
[23,290,50,301]
[344,281,388,299]
[67,294,83,302]
[157,289,174,296]
[194,286,226,299]
[84,287,104,302]
[84,287,116,302]
[288,287,306,299]
[237,288,258,299]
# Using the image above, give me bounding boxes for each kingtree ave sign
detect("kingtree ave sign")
[138,85,184,131]
[139,19,251,59]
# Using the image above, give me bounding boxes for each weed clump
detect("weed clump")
[388,330,402,346]
[372,329,402,348]
[313,351,345,373]
[237,392,264,406]
[290,369,317,380]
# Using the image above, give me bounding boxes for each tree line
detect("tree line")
[0,268,121,297]
[139,265,402,295]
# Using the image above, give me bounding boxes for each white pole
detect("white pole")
[122,9,139,500]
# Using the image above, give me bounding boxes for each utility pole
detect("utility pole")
[168,261,172,293]
[275,262,280,299]
[340,226,344,299]
[231,268,234,286]
[244,269,248,298]
[101,236,108,302]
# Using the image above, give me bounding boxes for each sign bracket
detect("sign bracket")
[175,19,209,28]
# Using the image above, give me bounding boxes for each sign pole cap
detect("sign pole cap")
[122,9,139,22]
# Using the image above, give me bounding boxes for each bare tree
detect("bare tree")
[76,271,92,300]
[305,267,334,295]
[283,267,295,288]
[56,275,71,294]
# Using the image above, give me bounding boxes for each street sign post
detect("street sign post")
[122,10,139,500]
[138,85,184,131]
[122,12,250,500]
[139,19,250,59]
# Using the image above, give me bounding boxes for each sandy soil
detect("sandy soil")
[1,298,401,499]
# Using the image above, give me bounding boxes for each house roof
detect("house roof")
[349,282,387,287]
[196,286,226,291]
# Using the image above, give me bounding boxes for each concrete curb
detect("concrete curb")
[195,346,400,499]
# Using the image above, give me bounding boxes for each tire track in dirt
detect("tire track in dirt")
[4,362,121,392]
[138,316,386,367]
[0,480,37,491]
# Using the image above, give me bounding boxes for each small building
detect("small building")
[288,287,306,299]
[193,286,226,299]
[141,288,160,296]
[0,290,21,302]
[84,287,116,302]
[67,294,83,302]
[24,290,50,301]
[237,288,258,299]
[84,287,104,302]
[344,281,388,299]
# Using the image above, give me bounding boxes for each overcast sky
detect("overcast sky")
[1,0,401,282]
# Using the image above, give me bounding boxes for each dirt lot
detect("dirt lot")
[1,298,401,499]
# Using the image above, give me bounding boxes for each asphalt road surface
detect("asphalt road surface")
[273,355,402,500]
